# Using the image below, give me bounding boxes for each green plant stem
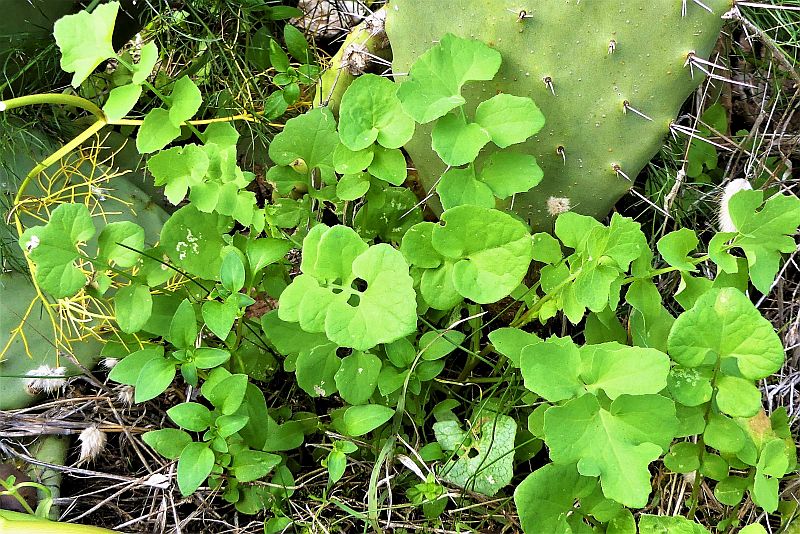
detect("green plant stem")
[687,354,721,520]
[1,93,105,121]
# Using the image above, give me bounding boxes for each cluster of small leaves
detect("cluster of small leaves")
[23,6,800,531]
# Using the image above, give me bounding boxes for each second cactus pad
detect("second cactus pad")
[386,0,731,230]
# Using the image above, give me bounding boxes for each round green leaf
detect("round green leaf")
[336,172,371,201]
[437,166,494,210]
[136,108,181,154]
[103,83,142,122]
[715,376,762,418]
[429,206,533,304]
[19,202,95,299]
[167,402,213,431]
[142,428,191,460]
[668,288,784,379]
[368,146,407,185]
[279,225,417,350]
[477,151,543,199]
[338,74,415,151]
[97,221,145,267]
[431,113,490,167]
[160,205,234,280]
[474,94,545,148]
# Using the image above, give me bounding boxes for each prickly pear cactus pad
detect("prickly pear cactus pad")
[386,0,732,230]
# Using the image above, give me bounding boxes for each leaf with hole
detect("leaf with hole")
[278,224,417,350]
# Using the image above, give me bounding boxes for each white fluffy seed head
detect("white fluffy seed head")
[78,425,107,463]
[718,178,752,233]
[547,196,571,217]
[25,365,67,395]
[116,385,134,407]
[101,358,119,370]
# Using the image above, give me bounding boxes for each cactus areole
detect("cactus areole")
[385,0,732,230]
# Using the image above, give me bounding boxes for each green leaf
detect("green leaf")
[201,299,238,341]
[397,33,501,123]
[204,374,248,414]
[638,515,710,534]
[343,404,395,436]
[437,166,495,210]
[714,475,749,506]
[134,357,176,402]
[715,376,762,418]
[168,299,198,349]
[103,83,142,121]
[269,39,290,71]
[108,346,164,385]
[169,76,202,126]
[368,146,407,185]
[142,428,191,460]
[132,41,158,85]
[474,94,545,148]
[515,463,594,534]
[177,442,214,496]
[160,205,233,280]
[544,394,678,507]
[431,113,490,166]
[19,203,95,298]
[580,342,670,399]
[97,221,144,267]
[147,144,209,205]
[354,185,423,243]
[753,438,789,512]
[246,238,292,275]
[727,190,800,293]
[667,366,713,407]
[403,206,533,305]
[434,410,516,496]
[478,151,543,199]
[709,232,739,274]
[531,233,562,264]
[295,344,341,397]
[336,172,371,201]
[283,25,310,63]
[657,228,699,272]
[268,107,339,181]
[703,412,746,454]
[167,402,213,431]
[220,252,245,293]
[333,144,373,175]
[418,330,466,361]
[488,327,540,368]
[278,224,417,350]
[334,352,382,405]
[53,1,119,87]
[193,347,231,369]
[115,284,152,334]
[233,450,281,483]
[338,74,415,151]
[667,288,784,380]
[137,108,181,154]
[663,442,702,473]
[520,337,583,402]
